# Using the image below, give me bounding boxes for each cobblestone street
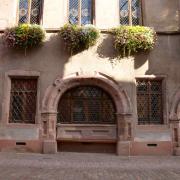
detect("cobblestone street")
[0,152,179,180]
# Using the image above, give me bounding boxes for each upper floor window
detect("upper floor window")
[18,0,42,24]
[9,78,38,124]
[136,79,163,125]
[69,0,94,25]
[119,0,141,25]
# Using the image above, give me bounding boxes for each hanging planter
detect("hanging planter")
[112,26,156,57]
[59,24,100,54]
[2,24,45,54]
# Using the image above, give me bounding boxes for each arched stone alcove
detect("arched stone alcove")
[41,71,132,154]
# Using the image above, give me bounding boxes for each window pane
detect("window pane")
[132,0,140,25]
[73,99,86,122]
[120,0,141,25]
[57,95,71,123]
[19,0,41,24]
[86,99,100,123]
[11,93,23,123]
[137,79,163,125]
[81,0,92,25]
[137,93,149,124]
[30,0,41,24]
[19,0,29,24]
[57,86,116,124]
[151,81,162,92]
[120,0,129,25]
[150,94,162,124]
[137,80,148,92]
[9,79,37,124]
[150,80,163,124]
[69,0,79,25]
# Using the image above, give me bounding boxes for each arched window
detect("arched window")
[69,0,94,25]
[18,0,43,24]
[57,86,116,124]
[119,0,141,25]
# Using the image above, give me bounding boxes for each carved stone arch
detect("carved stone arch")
[41,71,133,155]
[42,72,132,115]
[170,87,180,120]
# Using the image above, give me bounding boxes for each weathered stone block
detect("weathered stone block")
[43,140,57,154]
[117,141,131,156]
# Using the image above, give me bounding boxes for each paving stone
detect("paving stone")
[0,152,179,180]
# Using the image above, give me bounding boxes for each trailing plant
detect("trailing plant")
[3,24,45,53]
[112,26,156,57]
[59,24,100,54]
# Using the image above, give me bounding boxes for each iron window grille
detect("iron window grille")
[136,79,163,125]
[69,0,94,25]
[9,78,38,124]
[57,86,116,124]
[18,0,43,24]
[119,0,141,25]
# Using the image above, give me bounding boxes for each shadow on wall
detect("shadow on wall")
[97,34,118,61]
[44,33,70,60]
[0,33,72,120]
[0,36,44,59]
[97,33,150,68]
[134,51,149,70]
[0,32,70,61]
[0,32,71,71]
[133,33,162,72]
[145,34,180,75]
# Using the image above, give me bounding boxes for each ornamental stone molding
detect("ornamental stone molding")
[42,71,132,116]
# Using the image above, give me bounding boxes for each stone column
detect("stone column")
[116,113,132,156]
[41,112,57,154]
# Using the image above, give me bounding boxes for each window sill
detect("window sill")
[1,27,180,35]
[57,124,116,127]
[5,123,39,128]
[137,124,169,131]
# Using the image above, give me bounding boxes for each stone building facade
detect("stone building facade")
[0,0,179,155]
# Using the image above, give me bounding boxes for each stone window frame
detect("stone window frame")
[41,72,133,154]
[1,70,41,127]
[16,0,44,25]
[67,0,95,25]
[9,78,38,124]
[135,75,168,126]
[118,0,143,26]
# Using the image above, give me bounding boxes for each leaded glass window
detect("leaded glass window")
[136,79,163,125]
[69,0,93,25]
[57,86,116,124]
[18,0,42,24]
[120,0,141,25]
[9,78,38,124]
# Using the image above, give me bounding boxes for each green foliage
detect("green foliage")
[3,24,45,50]
[59,24,100,54]
[112,26,156,57]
